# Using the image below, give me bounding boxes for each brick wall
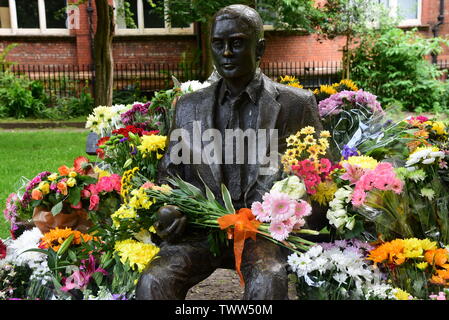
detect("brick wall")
[0,0,447,66]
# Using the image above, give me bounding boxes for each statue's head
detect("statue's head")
[211,5,265,82]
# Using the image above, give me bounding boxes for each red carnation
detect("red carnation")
[0,239,7,259]
[96,136,110,147]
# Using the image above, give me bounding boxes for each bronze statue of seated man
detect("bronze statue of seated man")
[136,4,326,300]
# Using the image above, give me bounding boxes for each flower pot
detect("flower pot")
[32,205,93,234]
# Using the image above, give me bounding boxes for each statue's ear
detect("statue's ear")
[256,38,266,61]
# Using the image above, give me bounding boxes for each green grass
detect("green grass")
[0,129,96,238]
[0,116,86,123]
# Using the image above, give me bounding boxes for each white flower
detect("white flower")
[420,187,435,200]
[333,272,348,285]
[271,175,307,200]
[422,158,436,165]
[180,80,210,93]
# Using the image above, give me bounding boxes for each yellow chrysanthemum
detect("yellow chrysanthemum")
[403,238,425,259]
[94,166,111,178]
[426,121,447,135]
[129,187,153,210]
[114,239,160,273]
[342,156,378,170]
[394,288,412,300]
[311,181,338,205]
[319,130,331,138]
[137,135,167,157]
[111,204,137,228]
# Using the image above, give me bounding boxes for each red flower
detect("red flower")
[0,239,7,259]
[74,156,90,175]
[96,137,110,147]
[96,148,105,160]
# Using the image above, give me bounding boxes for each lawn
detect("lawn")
[0,129,96,238]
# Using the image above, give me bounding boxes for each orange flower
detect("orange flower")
[367,239,406,265]
[57,181,68,195]
[58,165,71,176]
[425,249,449,267]
[40,227,96,252]
[430,275,446,285]
[31,188,43,200]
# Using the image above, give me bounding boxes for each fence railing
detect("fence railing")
[0,60,446,100]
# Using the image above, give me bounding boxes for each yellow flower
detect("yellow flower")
[429,121,447,135]
[394,288,412,300]
[403,238,424,259]
[303,135,316,145]
[286,135,298,147]
[66,177,77,187]
[38,181,50,195]
[111,204,137,228]
[318,138,330,150]
[114,239,160,273]
[319,85,337,96]
[48,173,59,181]
[320,130,331,138]
[68,171,77,178]
[341,156,378,170]
[416,262,428,270]
[420,238,437,251]
[94,166,111,178]
[336,79,358,91]
[137,135,167,156]
[300,126,315,135]
[311,181,338,205]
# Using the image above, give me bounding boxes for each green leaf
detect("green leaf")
[51,201,63,216]
[197,173,215,201]
[57,233,75,256]
[92,271,104,287]
[123,158,133,168]
[221,184,235,214]
[68,186,81,206]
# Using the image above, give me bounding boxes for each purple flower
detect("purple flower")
[318,89,384,118]
[61,255,108,292]
[119,137,128,143]
[341,145,359,160]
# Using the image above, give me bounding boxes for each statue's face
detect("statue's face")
[211,17,260,81]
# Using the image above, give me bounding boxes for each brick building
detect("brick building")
[0,0,446,90]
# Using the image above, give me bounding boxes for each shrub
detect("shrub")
[351,28,449,113]
[0,71,48,118]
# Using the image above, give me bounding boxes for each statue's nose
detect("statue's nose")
[223,43,232,57]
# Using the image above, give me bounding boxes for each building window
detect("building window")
[0,0,72,35]
[115,0,193,35]
[380,0,422,27]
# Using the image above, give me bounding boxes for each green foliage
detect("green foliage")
[0,71,48,118]
[351,28,449,112]
[112,82,147,106]
[154,0,321,33]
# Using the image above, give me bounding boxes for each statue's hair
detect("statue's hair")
[212,4,264,40]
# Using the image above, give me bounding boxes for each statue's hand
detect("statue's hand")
[153,205,187,244]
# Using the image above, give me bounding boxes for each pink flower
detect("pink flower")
[319,158,332,174]
[351,189,366,207]
[269,191,296,222]
[61,255,108,292]
[89,194,100,211]
[340,162,366,184]
[251,201,270,222]
[390,178,404,194]
[269,221,290,241]
[295,200,312,218]
[96,174,122,193]
[70,202,82,209]
[81,189,91,199]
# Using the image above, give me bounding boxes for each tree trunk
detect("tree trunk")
[200,18,214,78]
[93,0,114,107]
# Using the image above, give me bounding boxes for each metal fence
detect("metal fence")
[1,59,446,100]
[0,61,345,100]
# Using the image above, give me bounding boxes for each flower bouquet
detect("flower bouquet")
[28,157,99,234]
[367,237,449,299]
[288,239,399,300]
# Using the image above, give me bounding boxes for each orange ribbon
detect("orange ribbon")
[217,208,261,286]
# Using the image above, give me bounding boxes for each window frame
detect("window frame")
[386,0,422,27]
[114,0,194,36]
[0,0,72,36]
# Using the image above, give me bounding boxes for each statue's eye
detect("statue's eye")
[232,39,242,47]
[212,40,223,49]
